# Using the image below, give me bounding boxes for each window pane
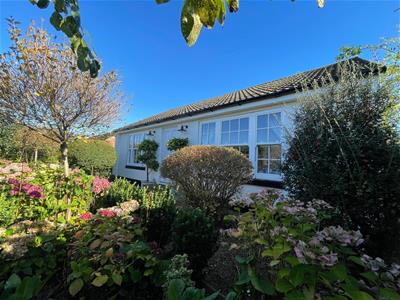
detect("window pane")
[269,112,281,127]
[257,115,268,128]
[230,131,239,144]
[240,118,249,130]
[221,132,229,144]
[209,125,215,144]
[269,127,281,143]
[239,131,248,144]
[257,129,268,144]
[257,145,268,159]
[230,119,239,131]
[201,124,208,144]
[269,160,281,174]
[222,121,229,132]
[257,160,268,173]
[270,144,281,159]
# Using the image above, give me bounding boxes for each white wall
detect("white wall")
[113,94,299,185]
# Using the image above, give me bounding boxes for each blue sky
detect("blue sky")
[1,0,399,128]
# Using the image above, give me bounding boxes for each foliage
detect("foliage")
[226,192,400,299]
[137,140,159,182]
[166,279,220,300]
[0,120,18,160]
[69,139,116,176]
[160,145,253,222]
[139,185,176,247]
[95,177,141,209]
[0,164,96,226]
[0,200,165,299]
[171,208,218,278]
[282,61,400,261]
[163,254,194,290]
[30,0,324,70]
[167,137,189,152]
[0,20,122,178]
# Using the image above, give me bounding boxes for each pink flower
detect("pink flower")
[98,209,116,218]
[92,176,112,194]
[80,212,93,221]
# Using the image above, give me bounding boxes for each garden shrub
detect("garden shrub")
[69,139,116,177]
[225,191,400,299]
[167,137,189,152]
[282,62,400,261]
[171,208,218,279]
[160,145,253,223]
[139,185,177,247]
[94,177,141,209]
[137,139,159,182]
[0,200,165,299]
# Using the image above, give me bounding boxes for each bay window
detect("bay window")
[256,112,282,174]
[127,133,144,165]
[221,117,249,157]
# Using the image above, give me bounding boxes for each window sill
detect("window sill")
[249,179,283,189]
[125,165,146,171]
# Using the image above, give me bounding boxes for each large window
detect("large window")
[256,112,282,174]
[201,122,216,145]
[221,117,249,157]
[127,133,144,165]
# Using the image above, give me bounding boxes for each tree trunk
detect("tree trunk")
[34,148,38,165]
[60,141,71,221]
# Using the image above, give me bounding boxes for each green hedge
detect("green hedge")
[69,139,116,176]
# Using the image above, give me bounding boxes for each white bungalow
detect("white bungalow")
[112,58,374,194]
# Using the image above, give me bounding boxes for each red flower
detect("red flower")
[99,209,116,218]
[80,212,93,221]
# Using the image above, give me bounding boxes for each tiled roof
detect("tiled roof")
[115,58,379,133]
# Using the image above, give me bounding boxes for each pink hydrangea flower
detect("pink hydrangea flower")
[98,209,116,218]
[92,176,112,194]
[80,212,93,221]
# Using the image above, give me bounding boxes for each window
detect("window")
[127,133,144,165]
[221,117,249,157]
[201,122,216,144]
[256,112,282,174]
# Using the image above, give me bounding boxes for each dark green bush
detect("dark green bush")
[137,140,159,182]
[69,139,116,177]
[171,208,218,279]
[282,61,400,261]
[167,137,189,152]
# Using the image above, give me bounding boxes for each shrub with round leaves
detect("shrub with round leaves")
[160,145,253,222]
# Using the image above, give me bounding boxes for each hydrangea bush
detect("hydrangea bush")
[225,192,400,299]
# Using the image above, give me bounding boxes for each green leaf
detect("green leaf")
[225,291,237,300]
[91,274,108,287]
[167,279,185,300]
[111,273,122,286]
[181,0,203,47]
[331,264,348,281]
[50,12,63,30]
[289,266,305,287]
[285,290,306,300]
[360,271,378,284]
[54,0,66,13]
[36,0,50,8]
[5,274,21,290]
[250,273,274,295]
[348,291,375,300]
[276,277,293,293]
[322,296,347,300]
[61,16,79,38]
[235,271,250,285]
[226,0,239,12]
[380,288,400,300]
[69,278,84,296]
[204,291,220,300]
[198,0,219,28]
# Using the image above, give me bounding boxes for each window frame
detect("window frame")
[254,110,283,180]
[200,121,216,145]
[126,133,145,167]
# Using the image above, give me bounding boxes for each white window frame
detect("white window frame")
[200,121,216,145]
[220,116,250,157]
[254,109,283,181]
[126,133,145,166]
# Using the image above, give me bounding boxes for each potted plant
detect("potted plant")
[137,139,159,183]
